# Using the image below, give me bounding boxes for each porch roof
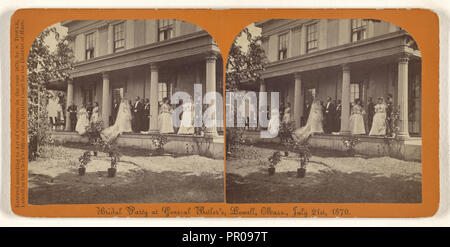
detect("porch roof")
[71,31,220,78]
[262,30,421,79]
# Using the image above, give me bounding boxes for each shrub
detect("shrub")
[268,151,281,168]
[151,134,169,156]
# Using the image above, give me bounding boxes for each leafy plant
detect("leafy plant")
[78,151,92,168]
[151,134,169,156]
[27,27,74,160]
[279,121,296,146]
[103,138,121,169]
[268,151,281,168]
[85,120,105,151]
[225,127,245,156]
[342,136,360,153]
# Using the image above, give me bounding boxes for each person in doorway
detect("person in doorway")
[367,97,375,133]
[67,102,77,131]
[386,94,394,137]
[143,98,150,131]
[111,99,120,126]
[282,102,291,124]
[323,97,335,133]
[335,99,342,132]
[349,98,366,135]
[132,96,144,132]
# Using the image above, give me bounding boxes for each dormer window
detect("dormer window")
[278,33,288,60]
[351,19,368,42]
[113,22,125,52]
[85,33,95,59]
[158,19,175,41]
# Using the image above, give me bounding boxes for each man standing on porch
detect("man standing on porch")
[323,97,335,134]
[132,96,144,132]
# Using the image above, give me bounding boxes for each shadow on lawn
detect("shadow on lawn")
[29,168,224,205]
[226,169,422,203]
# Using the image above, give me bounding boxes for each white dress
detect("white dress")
[369,103,387,136]
[177,102,195,135]
[349,104,366,135]
[293,101,324,142]
[90,106,100,124]
[101,100,132,142]
[75,107,90,135]
[282,107,291,123]
[158,103,174,134]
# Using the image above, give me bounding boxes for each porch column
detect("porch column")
[205,53,218,137]
[293,73,303,128]
[397,54,410,138]
[65,79,74,131]
[340,64,351,133]
[259,80,266,93]
[107,24,114,54]
[101,72,111,128]
[149,64,159,133]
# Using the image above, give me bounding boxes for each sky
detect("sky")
[44,22,68,52]
[234,23,261,53]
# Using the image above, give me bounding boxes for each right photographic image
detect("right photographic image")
[225,19,422,203]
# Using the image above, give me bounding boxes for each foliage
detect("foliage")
[78,151,91,168]
[27,27,74,160]
[389,105,401,138]
[225,127,245,156]
[279,121,296,147]
[342,136,360,151]
[268,151,281,168]
[102,137,121,168]
[151,134,169,156]
[226,27,267,91]
[85,120,104,150]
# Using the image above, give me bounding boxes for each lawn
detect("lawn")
[28,143,224,204]
[226,144,422,203]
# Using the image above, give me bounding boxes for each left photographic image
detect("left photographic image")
[27,19,224,205]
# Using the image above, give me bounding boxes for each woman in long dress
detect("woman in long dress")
[75,104,90,135]
[349,98,366,135]
[177,100,195,135]
[282,102,291,124]
[292,99,324,142]
[158,97,174,134]
[101,99,133,142]
[90,102,100,124]
[369,97,387,136]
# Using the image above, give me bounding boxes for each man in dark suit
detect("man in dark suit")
[386,94,394,137]
[132,96,144,132]
[111,99,120,125]
[335,99,342,132]
[367,97,375,133]
[143,98,150,131]
[86,102,93,121]
[67,103,77,131]
[302,100,311,126]
[323,97,335,133]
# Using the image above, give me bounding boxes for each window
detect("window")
[113,23,125,52]
[278,33,288,60]
[158,83,168,102]
[158,19,175,41]
[351,19,368,42]
[85,33,95,59]
[306,23,318,53]
[350,83,361,103]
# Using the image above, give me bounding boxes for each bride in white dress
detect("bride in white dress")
[75,104,90,135]
[292,99,324,142]
[369,97,387,136]
[101,99,133,142]
[177,101,195,135]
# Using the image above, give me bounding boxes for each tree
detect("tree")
[27,27,74,160]
[226,28,267,91]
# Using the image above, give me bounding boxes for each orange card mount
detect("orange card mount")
[10,9,439,217]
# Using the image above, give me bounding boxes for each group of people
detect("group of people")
[289,94,394,141]
[67,96,199,141]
